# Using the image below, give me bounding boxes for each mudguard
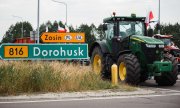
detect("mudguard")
[89,41,110,57]
[117,50,131,57]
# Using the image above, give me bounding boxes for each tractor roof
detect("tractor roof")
[103,16,146,23]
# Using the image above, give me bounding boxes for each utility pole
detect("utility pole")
[158,0,161,34]
[37,0,40,44]
[52,0,67,26]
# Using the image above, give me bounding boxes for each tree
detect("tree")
[39,20,67,34]
[59,21,65,29]
[12,22,33,38]
[23,22,33,37]
[97,24,105,40]
[76,24,96,48]
[1,25,14,43]
[39,23,46,37]
[52,21,58,32]
[1,21,33,43]
[68,25,76,32]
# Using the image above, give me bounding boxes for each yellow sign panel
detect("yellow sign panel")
[41,32,85,43]
[4,46,28,58]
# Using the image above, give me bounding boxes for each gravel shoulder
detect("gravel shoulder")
[0,88,155,101]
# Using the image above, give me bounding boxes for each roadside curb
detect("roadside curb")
[0,88,155,101]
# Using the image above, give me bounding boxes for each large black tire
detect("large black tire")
[117,54,141,85]
[91,47,108,78]
[155,56,178,86]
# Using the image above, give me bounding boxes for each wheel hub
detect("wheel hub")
[93,54,101,74]
[119,62,127,81]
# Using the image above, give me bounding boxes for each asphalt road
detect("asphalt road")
[0,94,179,108]
[0,76,180,108]
[140,75,180,91]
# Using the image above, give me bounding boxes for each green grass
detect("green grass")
[0,61,136,95]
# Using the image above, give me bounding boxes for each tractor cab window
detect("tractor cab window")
[105,23,114,40]
[119,21,145,37]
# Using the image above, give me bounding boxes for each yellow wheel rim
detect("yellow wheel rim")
[119,62,127,81]
[93,54,101,74]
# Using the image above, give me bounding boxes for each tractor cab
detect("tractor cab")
[101,13,157,58]
[103,14,147,37]
[103,13,147,39]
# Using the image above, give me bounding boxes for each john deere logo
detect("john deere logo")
[65,35,72,40]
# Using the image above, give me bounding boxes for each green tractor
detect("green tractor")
[89,13,178,86]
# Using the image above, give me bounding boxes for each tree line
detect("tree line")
[1,21,98,47]
[1,21,180,47]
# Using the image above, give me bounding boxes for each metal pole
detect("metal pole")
[52,0,67,26]
[22,22,23,38]
[158,0,161,34]
[65,3,67,25]
[12,15,23,38]
[37,0,40,44]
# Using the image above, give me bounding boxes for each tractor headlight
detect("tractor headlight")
[146,44,156,48]
[159,45,164,48]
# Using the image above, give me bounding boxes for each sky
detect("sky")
[0,0,180,41]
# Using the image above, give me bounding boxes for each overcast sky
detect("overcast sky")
[0,0,180,41]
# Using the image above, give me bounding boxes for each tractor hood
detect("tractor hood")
[131,35,164,45]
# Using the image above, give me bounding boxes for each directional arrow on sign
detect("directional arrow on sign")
[40,32,85,43]
[0,44,88,60]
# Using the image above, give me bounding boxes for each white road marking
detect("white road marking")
[152,88,180,92]
[0,93,180,104]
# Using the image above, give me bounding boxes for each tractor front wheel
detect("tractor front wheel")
[155,56,178,86]
[91,47,107,78]
[117,54,141,85]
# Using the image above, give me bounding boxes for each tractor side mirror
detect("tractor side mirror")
[103,24,107,31]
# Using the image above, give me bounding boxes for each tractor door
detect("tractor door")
[111,22,130,58]
[105,22,130,58]
[105,23,123,57]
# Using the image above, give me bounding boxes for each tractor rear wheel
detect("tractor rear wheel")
[117,54,141,85]
[91,47,107,78]
[155,56,178,86]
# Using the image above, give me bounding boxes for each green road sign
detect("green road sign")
[0,44,88,60]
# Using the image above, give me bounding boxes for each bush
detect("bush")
[0,61,113,95]
[0,61,136,95]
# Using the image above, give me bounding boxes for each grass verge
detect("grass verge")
[0,61,136,95]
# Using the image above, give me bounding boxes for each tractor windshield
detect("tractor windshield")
[119,21,145,37]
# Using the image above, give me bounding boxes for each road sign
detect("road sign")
[41,32,85,43]
[30,31,37,41]
[0,44,88,60]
